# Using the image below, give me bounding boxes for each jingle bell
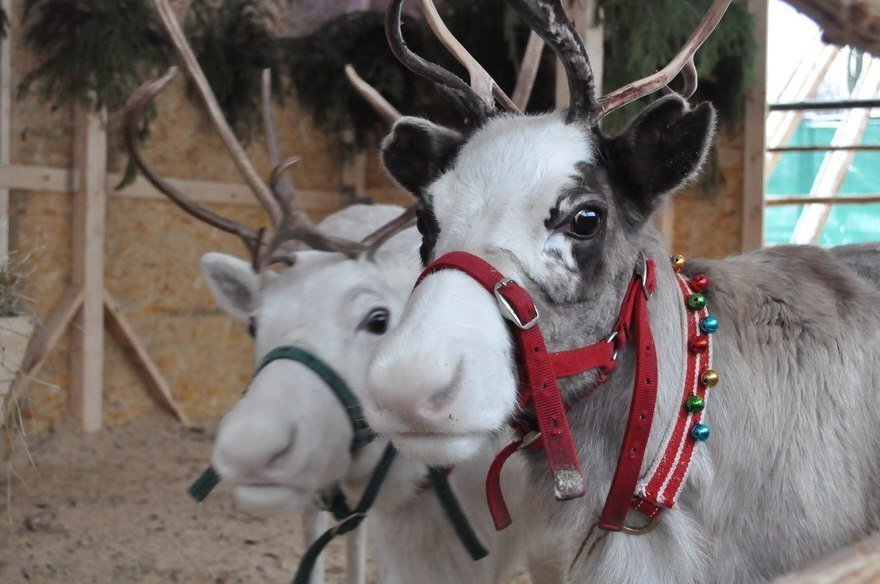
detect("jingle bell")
[689,337,709,354]
[671,254,686,272]
[700,369,720,387]
[687,293,707,311]
[690,274,709,293]
[686,395,706,413]
[700,315,719,334]
[691,423,711,441]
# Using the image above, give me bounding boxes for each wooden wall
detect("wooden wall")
[6,3,751,431]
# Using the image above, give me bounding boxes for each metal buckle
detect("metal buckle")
[494,278,539,330]
[634,252,651,300]
[330,512,367,536]
[621,511,659,536]
[518,430,542,450]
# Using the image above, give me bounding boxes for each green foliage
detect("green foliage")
[185,0,282,140]
[18,0,170,110]
[282,2,557,139]
[601,0,757,131]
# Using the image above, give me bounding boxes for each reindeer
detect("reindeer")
[126,2,564,582]
[363,1,880,582]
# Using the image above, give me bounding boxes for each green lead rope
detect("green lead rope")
[188,466,221,502]
[292,443,398,584]
[428,468,490,561]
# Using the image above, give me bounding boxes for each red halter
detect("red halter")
[416,251,658,531]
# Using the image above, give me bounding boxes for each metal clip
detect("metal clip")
[518,431,542,450]
[494,278,539,330]
[634,252,651,300]
[621,512,659,536]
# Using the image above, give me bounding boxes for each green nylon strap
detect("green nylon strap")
[292,444,398,584]
[187,345,375,503]
[428,468,490,561]
[257,346,375,452]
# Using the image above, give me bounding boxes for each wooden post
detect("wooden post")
[741,0,769,252]
[0,0,12,258]
[69,104,107,432]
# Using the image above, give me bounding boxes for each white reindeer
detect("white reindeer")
[364,1,880,583]
[126,2,560,582]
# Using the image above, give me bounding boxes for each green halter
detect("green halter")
[187,345,488,582]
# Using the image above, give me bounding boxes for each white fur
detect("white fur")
[205,205,556,583]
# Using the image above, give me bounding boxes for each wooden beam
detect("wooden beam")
[2,285,83,427]
[104,291,192,429]
[741,0,769,252]
[0,163,377,214]
[69,105,107,433]
[767,194,880,206]
[0,0,12,258]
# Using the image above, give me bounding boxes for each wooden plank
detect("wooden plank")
[103,291,193,428]
[3,285,83,427]
[0,0,11,258]
[741,0,769,252]
[774,532,880,583]
[69,105,107,433]
[0,164,355,213]
[767,194,880,206]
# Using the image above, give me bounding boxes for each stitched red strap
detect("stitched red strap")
[484,437,522,530]
[550,342,616,378]
[419,252,585,504]
[598,260,658,531]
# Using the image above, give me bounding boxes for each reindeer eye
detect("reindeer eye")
[567,207,604,240]
[361,308,390,335]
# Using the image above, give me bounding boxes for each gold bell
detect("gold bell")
[700,369,719,388]
[671,254,686,272]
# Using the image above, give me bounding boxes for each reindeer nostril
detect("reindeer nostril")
[263,430,296,472]
[421,358,465,415]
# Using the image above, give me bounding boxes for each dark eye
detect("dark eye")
[567,207,604,240]
[361,308,390,335]
[247,317,257,338]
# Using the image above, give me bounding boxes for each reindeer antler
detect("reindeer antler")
[386,0,522,122]
[506,0,729,124]
[129,0,368,271]
[595,1,729,120]
[345,65,402,124]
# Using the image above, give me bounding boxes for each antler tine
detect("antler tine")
[506,0,597,123]
[345,64,402,124]
[416,0,520,114]
[261,69,304,222]
[123,68,262,256]
[386,0,493,121]
[259,74,367,263]
[596,0,730,121]
[152,0,283,227]
[512,31,545,111]
[362,205,418,259]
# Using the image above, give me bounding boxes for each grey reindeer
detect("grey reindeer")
[362,0,880,582]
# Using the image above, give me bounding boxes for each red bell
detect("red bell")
[690,274,709,293]
[689,336,709,354]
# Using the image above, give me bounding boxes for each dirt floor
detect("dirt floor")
[0,412,377,583]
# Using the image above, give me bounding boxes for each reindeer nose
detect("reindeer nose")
[213,417,297,480]
[368,350,464,426]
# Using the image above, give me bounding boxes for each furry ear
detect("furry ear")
[381,116,464,199]
[200,252,260,322]
[605,96,716,219]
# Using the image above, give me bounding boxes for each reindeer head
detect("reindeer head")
[125,1,421,513]
[364,0,726,465]
[202,206,420,514]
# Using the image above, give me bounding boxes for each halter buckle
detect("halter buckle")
[621,513,659,536]
[494,278,539,330]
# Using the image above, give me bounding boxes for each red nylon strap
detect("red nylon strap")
[484,437,522,530]
[598,261,658,531]
[630,496,664,520]
[418,252,585,506]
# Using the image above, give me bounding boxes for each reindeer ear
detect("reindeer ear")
[381,117,464,200]
[605,96,716,219]
[200,252,260,322]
